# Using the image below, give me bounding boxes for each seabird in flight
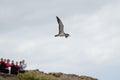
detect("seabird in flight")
[55,16,70,38]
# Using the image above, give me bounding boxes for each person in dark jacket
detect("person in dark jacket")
[11,61,20,75]
[0,58,4,72]
[10,60,16,74]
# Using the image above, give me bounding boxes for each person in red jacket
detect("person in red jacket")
[5,59,11,73]
[0,58,3,64]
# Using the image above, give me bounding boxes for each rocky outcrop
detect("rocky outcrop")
[0,70,98,80]
[27,69,98,80]
[0,73,20,80]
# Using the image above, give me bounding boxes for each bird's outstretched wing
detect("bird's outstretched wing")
[56,16,64,34]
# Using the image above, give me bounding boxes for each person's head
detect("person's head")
[16,61,18,65]
[0,58,3,62]
[11,60,14,64]
[22,60,25,64]
[4,59,6,63]
[7,59,10,63]
[19,61,22,65]
[11,60,14,65]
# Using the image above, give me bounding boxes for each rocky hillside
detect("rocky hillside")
[0,73,19,80]
[0,70,98,80]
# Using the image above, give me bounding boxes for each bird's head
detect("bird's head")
[65,33,70,38]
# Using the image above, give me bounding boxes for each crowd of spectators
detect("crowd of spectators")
[0,58,27,75]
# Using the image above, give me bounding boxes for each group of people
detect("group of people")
[0,58,27,75]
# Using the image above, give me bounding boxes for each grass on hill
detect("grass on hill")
[17,73,54,80]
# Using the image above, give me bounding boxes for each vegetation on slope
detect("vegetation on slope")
[17,73,54,80]
[0,70,98,80]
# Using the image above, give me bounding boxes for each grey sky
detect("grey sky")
[0,0,120,80]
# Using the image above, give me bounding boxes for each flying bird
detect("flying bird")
[55,16,70,38]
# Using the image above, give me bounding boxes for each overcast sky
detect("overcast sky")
[0,0,120,80]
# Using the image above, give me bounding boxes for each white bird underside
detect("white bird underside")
[57,32,65,36]
[55,16,70,38]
